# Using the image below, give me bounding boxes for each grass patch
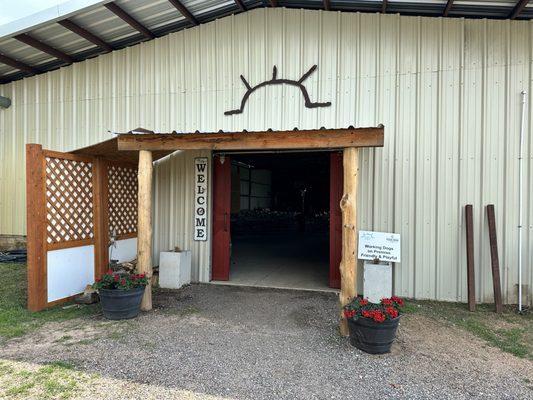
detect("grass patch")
[407,299,533,360]
[0,263,100,342]
[0,359,92,399]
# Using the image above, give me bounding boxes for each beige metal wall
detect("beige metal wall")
[0,8,531,304]
[152,150,212,283]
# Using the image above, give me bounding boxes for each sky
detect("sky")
[0,0,71,26]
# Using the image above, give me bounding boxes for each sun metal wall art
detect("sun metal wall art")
[225,65,331,116]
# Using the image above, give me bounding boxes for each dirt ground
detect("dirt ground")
[0,284,532,400]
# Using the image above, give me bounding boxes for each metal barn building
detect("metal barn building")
[0,0,532,307]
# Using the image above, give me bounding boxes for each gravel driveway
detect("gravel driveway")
[1,284,532,399]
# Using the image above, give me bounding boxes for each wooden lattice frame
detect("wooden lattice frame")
[107,164,138,238]
[45,155,95,246]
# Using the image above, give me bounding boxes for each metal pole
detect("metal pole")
[518,91,527,313]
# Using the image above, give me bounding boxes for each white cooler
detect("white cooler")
[159,250,192,289]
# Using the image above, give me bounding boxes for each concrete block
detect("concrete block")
[159,250,192,289]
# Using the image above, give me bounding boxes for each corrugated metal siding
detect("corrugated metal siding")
[153,150,212,282]
[0,8,531,303]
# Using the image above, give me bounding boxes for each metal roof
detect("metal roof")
[0,0,531,84]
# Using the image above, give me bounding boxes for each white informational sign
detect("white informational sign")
[358,230,401,262]
[194,157,208,241]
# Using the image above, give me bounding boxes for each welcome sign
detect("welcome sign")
[194,158,208,241]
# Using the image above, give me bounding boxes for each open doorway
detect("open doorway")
[230,152,329,290]
[211,151,342,291]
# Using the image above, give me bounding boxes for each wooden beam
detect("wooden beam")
[58,19,113,52]
[168,0,199,25]
[15,33,74,64]
[443,0,454,16]
[117,127,385,151]
[382,0,388,13]
[26,144,47,312]
[486,205,503,313]
[137,150,153,311]
[509,0,529,19]
[339,147,358,336]
[323,0,330,11]
[104,2,154,39]
[92,158,109,278]
[0,52,38,74]
[234,0,246,11]
[465,205,475,312]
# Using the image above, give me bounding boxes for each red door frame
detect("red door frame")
[211,154,232,281]
[329,152,343,289]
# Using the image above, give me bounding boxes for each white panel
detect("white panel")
[47,245,95,303]
[111,238,137,263]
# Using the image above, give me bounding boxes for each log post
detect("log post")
[26,144,47,312]
[137,150,153,311]
[339,147,358,336]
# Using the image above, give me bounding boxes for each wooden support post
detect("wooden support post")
[486,205,503,313]
[465,205,475,311]
[92,157,107,278]
[137,150,153,311]
[26,144,47,312]
[339,147,358,336]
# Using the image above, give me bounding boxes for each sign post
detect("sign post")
[358,231,401,303]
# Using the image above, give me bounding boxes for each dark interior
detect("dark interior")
[228,151,331,290]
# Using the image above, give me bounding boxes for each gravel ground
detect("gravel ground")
[1,284,532,400]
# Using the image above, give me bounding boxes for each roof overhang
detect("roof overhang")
[116,126,385,152]
[1,1,531,85]
[71,137,173,164]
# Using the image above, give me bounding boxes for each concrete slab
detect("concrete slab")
[223,232,331,291]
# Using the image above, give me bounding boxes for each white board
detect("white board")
[47,245,95,302]
[111,237,137,263]
[358,231,401,263]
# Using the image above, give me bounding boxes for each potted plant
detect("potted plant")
[344,296,404,354]
[93,270,148,320]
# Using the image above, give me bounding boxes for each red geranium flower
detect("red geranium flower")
[107,269,113,275]
[114,274,119,282]
[381,298,394,306]
[373,311,386,323]
[391,296,404,306]
[120,278,126,285]
[386,307,398,318]
[344,309,355,319]
[359,298,369,306]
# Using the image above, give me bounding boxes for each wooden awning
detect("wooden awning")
[71,137,173,164]
[116,126,384,152]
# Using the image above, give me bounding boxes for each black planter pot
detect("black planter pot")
[99,286,145,320]
[348,316,400,354]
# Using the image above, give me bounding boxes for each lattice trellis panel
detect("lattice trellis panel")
[45,157,94,244]
[108,165,138,236]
